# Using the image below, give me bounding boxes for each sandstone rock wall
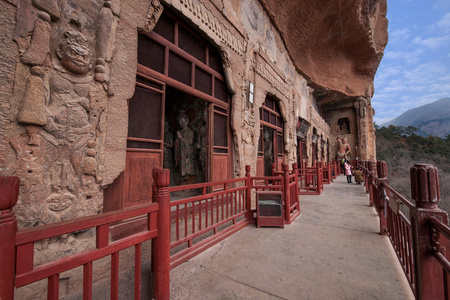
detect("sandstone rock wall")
[0,0,385,228]
[1,0,386,298]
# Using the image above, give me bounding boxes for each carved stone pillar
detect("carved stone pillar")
[354,96,377,162]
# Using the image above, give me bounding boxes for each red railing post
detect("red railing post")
[292,163,300,213]
[328,163,332,183]
[245,165,252,221]
[410,164,448,300]
[316,163,323,194]
[368,161,374,205]
[152,168,171,300]
[271,163,276,176]
[377,161,389,235]
[0,176,20,300]
[283,164,290,224]
[363,161,369,193]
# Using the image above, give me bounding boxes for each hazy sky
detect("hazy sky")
[372,0,450,124]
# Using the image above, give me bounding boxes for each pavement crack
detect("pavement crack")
[201,266,288,300]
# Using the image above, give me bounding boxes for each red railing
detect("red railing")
[286,165,300,223]
[168,176,251,269]
[0,176,164,300]
[382,183,415,292]
[167,164,303,269]
[1,164,306,299]
[361,161,450,300]
[322,162,332,184]
[271,164,301,224]
[298,165,324,195]
[330,161,338,180]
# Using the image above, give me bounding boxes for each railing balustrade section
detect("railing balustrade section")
[361,161,450,300]
[167,176,251,269]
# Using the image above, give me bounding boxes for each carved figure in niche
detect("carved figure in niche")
[263,128,273,176]
[56,31,93,75]
[10,0,122,232]
[40,31,99,217]
[336,137,351,160]
[196,109,208,181]
[175,110,196,178]
[338,118,350,134]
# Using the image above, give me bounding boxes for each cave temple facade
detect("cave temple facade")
[0,0,387,226]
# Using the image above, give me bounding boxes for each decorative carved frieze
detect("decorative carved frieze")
[143,0,164,33]
[254,52,290,99]
[308,105,330,134]
[177,0,246,56]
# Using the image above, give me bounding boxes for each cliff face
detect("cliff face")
[258,0,388,100]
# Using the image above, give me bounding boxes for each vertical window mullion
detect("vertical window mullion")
[191,63,195,88]
[164,47,169,76]
[174,21,179,47]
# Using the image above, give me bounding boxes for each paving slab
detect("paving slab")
[170,175,415,300]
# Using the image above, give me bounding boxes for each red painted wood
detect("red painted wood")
[410,164,448,300]
[153,168,171,300]
[15,231,157,287]
[15,243,34,275]
[16,204,158,246]
[103,172,125,212]
[246,165,252,220]
[212,154,229,188]
[283,165,291,224]
[170,219,249,269]
[0,176,20,300]
[124,151,161,208]
[83,262,93,300]
[47,274,59,300]
[111,252,119,300]
[377,161,389,235]
[97,224,110,248]
[137,65,228,110]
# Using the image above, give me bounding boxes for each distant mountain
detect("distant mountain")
[382,97,450,137]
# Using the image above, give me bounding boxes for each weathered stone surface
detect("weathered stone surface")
[2,0,386,298]
[97,6,117,61]
[0,1,18,171]
[258,0,388,99]
[102,19,136,186]
[20,18,51,65]
[17,73,47,125]
[14,0,38,38]
[32,0,61,20]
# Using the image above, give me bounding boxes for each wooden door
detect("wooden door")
[103,76,165,211]
[212,106,230,182]
[124,77,165,208]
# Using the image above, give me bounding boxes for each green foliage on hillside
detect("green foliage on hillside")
[376,125,450,212]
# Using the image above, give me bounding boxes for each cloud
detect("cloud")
[403,62,447,82]
[433,0,450,10]
[372,0,450,123]
[389,28,412,45]
[375,65,402,85]
[437,12,450,30]
[413,35,450,50]
[383,49,424,64]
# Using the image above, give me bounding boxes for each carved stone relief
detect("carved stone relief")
[254,51,290,99]
[10,0,120,228]
[175,0,246,56]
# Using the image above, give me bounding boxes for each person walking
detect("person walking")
[344,160,353,183]
[353,166,363,184]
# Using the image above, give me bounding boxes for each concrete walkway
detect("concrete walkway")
[170,175,415,300]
